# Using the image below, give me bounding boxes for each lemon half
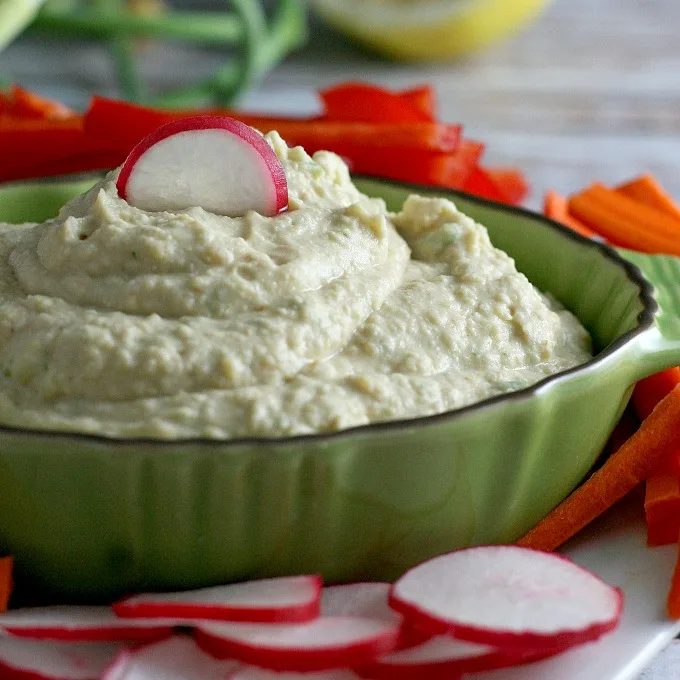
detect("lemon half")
[309,0,551,61]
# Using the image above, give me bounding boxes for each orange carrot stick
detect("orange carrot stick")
[645,473,680,546]
[517,385,680,552]
[543,190,597,238]
[617,174,680,221]
[0,557,12,613]
[633,368,680,421]
[569,183,680,255]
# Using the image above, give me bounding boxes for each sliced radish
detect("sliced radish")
[113,576,322,625]
[195,615,401,672]
[356,635,566,679]
[116,116,288,216]
[389,545,623,651]
[102,635,241,680]
[229,667,361,679]
[0,606,174,642]
[0,636,120,679]
[320,583,425,649]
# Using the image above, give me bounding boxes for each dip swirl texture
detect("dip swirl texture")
[0,133,591,439]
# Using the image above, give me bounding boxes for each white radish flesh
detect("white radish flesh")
[0,636,120,679]
[195,615,401,672]
[0,606,174,642]
[116,116,288,217]
[102,635,241,680]
[356,635,565,678]
[113,576,322,624]
[389,545,623,650]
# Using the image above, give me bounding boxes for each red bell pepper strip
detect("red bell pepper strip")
[83,97,460,155]
[462,166,508,204]
[633,368,680,421]
[319,82,436,123]
[1,85,75,121]
[341,139,482,190]
[486,167,530,205]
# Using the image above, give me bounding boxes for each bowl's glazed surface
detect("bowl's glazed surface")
[0,175,679,603]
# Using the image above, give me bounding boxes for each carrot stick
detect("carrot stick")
[645,473,680,547]
[0,557,12,613]
[517,385,680,552]
[543,190,597,237]
[569,183,680,255]
[617,174,680,221]
[633,368,680,421]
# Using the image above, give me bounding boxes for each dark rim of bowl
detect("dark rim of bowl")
[0,173,658,448]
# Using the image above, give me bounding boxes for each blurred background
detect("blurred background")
[2,0,679,208]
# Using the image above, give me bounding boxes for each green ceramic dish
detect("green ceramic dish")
[1,174,680,603]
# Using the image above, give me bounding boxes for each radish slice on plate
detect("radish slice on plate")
[113,576,322,624]
[0,606,173,642]
[389,545,623,651]
[229,668,361,679]
[195,615,401,672]
[116,116,288,217]
[320,584,395,620]
[0,636,120,679]
[102,635,241,680]
[356,635,565,679]
[320,583,425,649]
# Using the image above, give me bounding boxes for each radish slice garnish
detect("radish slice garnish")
[113,576,322,624]
[115,116,288,217]
[0,606,174,642]
[356,635,566,679]
[195,615,401,672]
[102,635,241,680]
[389,546,623,651]
[0,636,120,679]
[229,668,361,679]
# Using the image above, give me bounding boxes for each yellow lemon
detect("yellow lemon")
[309,0,552,61]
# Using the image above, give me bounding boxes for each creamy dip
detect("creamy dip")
[0,133,591,439]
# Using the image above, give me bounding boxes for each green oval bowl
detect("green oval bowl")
[1,174,679,603]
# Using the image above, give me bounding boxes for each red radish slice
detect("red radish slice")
[320,583,426,649]
[389,546,623,651]
[195,615,401,672]
[0,636,120,679]
[102,635,240,680]
[356,635,566,679]
[113,576,322,624]
[229,668,361,679]
[116,116,288,217]
[0,606,173,642]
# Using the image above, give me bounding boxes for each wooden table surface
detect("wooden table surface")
[3,0,680,676]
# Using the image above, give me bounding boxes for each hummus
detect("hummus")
[0,133,591,439]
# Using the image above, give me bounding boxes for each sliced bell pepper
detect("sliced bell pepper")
[486,167,529,205]
[319,82,436,123]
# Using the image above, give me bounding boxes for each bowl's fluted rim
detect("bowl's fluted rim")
[0,174,657,448]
